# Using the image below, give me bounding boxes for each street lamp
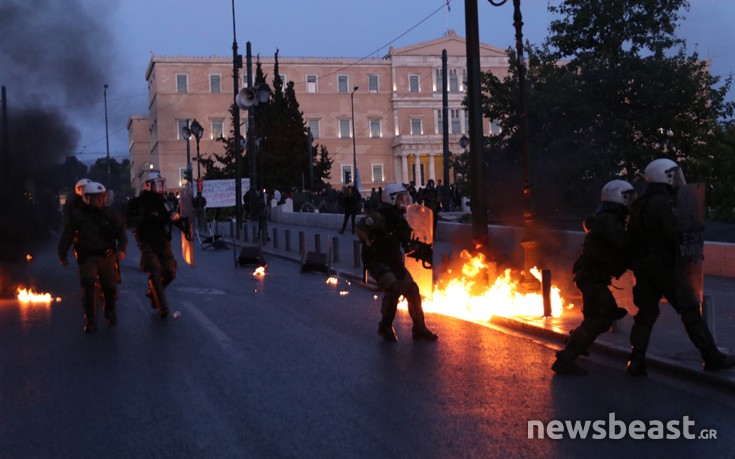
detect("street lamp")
[181,122,193,186]
[103,84,110,185]
[350,86,359,189]
[487,0,538,275]
[189,119,204,179]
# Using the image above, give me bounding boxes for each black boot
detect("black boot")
[148,277,169,319]
[378,321,397,342]
[412,325,438,341]
[626,347,648,376]
[552,350,588,375]
[703,351,735,372]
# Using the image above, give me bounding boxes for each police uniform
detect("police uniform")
[125,189,178,318]
[552,201,630,374]
[58,201,127,332]
[628,182,735,373]
[356,202,437,342]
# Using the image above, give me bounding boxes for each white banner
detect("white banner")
[201,179,251,208]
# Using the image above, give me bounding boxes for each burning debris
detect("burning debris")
[16,287,59,304]
[400,249,571,323]
[252,267,266,277]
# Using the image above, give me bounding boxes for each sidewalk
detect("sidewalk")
[219,218,735,390]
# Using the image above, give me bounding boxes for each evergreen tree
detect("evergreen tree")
[313,144,334,192]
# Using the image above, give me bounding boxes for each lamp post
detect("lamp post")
[189,119,204,179]
[464,0,489,248]
[487,0,538,274]
[350,86,359,189]
[181,121,192,185]
[231,0,244,240]
[103,84,110,185]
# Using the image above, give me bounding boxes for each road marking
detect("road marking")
[182,300,233,349]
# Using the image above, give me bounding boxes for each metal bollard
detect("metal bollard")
[285,229,291,252]
[315,234,321,254]
[353,240,361,268]
[299,231,305,255]
[332,237,340,263]
[272,228,278,249]
[702,295,716,342]
[542,269,552,317]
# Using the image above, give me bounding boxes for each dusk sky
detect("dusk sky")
[3,0,733,165]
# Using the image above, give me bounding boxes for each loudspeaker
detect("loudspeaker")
[238,245,266,267]
[301,251,330,273]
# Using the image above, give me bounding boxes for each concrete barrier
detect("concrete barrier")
[270,206,735,279]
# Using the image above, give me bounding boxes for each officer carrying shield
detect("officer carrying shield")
[627,158,735,374]
[355,183,438,342]
[126,172,188,319]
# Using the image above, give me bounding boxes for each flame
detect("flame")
[26,254,33,262]
[253,267,266,277]
[326,276,338,285]
[17,287,55,303]
[400,249,568,322]
[339,291,349,296]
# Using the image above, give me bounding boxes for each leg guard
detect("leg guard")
[81,276,97,333]
[102,287,117,325]
[148,273,169,319]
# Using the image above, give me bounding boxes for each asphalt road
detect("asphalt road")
[1,235,734,458]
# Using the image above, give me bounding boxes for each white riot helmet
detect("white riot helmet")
[644,158,686,188]
[600,179,636,206]
[381,183,410,210]
[74,178,92,196]
[143,171,166,193]
[82,182,107,205]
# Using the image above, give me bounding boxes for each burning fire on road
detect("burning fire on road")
[400,249,572,323]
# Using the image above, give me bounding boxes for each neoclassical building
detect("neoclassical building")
[128,30,510,193]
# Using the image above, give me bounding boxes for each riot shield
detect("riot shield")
[675,182,705,307]
[179,185,195,267]
[405,203,434,299]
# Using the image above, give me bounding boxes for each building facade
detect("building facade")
[128,30,510,194]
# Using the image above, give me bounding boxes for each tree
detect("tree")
[257,51,310,192]
[313,144,334,192]
[481,0,734,219]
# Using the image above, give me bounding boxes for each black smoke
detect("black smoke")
[0,0,119,269]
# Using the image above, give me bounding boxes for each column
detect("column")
[428,153,436,182]
[413,154,421,185]
[401,155,409,184]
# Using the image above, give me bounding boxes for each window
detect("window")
[179,167,187,187]
[176,74,188,93]
[368,74,379,93]
[177,119,189,140]
[410,118,422,135]
[338,75,348,93]
[211,119,224,139]
[451,109,461,134]
[490,119,501,135]
[462,69,467,92]
[449,69,459,92]
[409,74,420,93]
[308,119,320,139]
[369,119,381,138]
[464,110,469,133]
[434,69,443,93]
[339,119,351,138]
[372,164,384,183]
[341,165,353,184]
[242,75,249,88]
[210,74,221,93]
[307,75,318,94]
[436,110,443,134]
[277,73,287,86]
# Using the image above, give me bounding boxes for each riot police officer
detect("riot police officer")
[63,178,91,222]
[355,183,438,342]
[627,158,735,374]
[552,180,634,374]
[126,172,186,319]
[58,182,127,333]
